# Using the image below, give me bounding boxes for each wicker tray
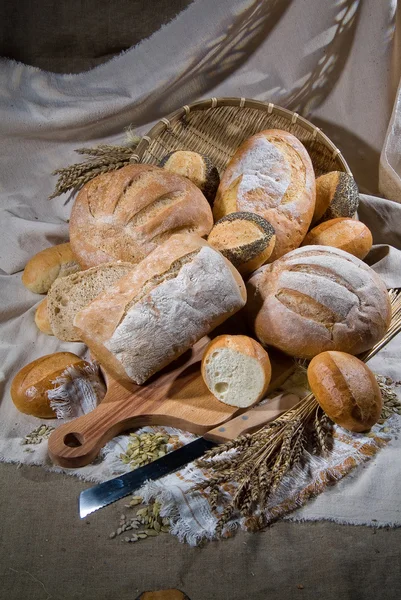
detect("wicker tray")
[131,97,351,178]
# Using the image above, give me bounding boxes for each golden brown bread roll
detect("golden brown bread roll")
[11,352,87,418]
[302,218,373,259]
[245,245,391,359]
[312,171,359,225]
[159,150,220,203]
[69,164,214,269]
[22,242,79,294]
[213,130,316,261]
[207,212,276,276]
[307,351,382,432]
[34,298,53,335]
[74,234,247,386]
[201,335,271,407]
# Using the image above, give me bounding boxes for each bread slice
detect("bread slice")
[47,262,133,342]
[201,335,271,407]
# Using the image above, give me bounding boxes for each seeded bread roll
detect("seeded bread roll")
[160,150,220,203]
[307,351,382,432]
[312,171,359,225]
[246,245,391,359]
[302,218,373,259]
[69,164,214,269]
[11,352,87,418]
[35,298,53,335]
[207,212,276,276]
[213,130,316,261]
[75,234,247,386]
[22,242,80,294]
[201,335,271,407]
[47,262,133,342]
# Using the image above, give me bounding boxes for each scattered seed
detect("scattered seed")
[109,532,116,539]
[145,529,159,536]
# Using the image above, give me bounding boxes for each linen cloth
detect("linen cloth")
[1,0,401,538]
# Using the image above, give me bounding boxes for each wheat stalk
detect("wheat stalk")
[48,135,141,200]
[196,289,401,535]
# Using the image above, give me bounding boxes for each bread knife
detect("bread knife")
[79,393,299,518]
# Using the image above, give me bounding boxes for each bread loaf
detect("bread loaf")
[35,298,53,335]
[75,234,247,386]
[160,150,220,203]
[47,262,133,342]
[213,130,316,261]
[201,335,271,407]
[207,212,276,276]
[246,245,391,359]
[302,218,373,259]
[307,351,382,432]
[22,242,80,294]
[11,352,86,418]
[69,164,214,269]
[313,171,359,225]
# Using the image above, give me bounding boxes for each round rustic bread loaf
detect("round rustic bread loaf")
[302,217,373,259]
[312,171,359,225]
[160,150,220,203]
[207,212,276,276]
[307,351,382,432]
[245,245,391,359]
[69,164,214,269]
[11,352,87,418]
[201,335,271,407]
[213,129,316,261]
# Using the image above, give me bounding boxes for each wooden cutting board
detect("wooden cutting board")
[48,337,295,468]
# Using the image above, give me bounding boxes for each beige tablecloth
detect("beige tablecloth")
[1,0,401,533]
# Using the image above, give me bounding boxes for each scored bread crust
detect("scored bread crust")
[313,171,359,225]
[213,130,316,261]
[246,245,391,359]
[69,163,214,269]
[307,351,382,432]
[74,234,247,385]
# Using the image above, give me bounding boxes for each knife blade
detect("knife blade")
[79,393,299,518]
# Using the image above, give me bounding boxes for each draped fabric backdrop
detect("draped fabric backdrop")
[1,0,401,533]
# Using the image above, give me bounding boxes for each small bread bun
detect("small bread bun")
[160,150,220,203]
[11,352,87,418]
[35,298,53,335]
[201,335,271,407]
[22,242,80,294]
[307,351,382,432]
[302,218,373,259]
[207,212,276,276]
[313,171,359,225]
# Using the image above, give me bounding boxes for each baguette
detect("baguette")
[213,130,316,261]
[74,234,247,386]
[22,242,79,294]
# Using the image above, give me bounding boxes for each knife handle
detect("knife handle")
[204,393,300,443]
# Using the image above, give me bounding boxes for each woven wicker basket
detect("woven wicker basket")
[131,97,351,178]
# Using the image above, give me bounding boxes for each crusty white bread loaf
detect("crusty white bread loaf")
[11,352,86,418]
[74,234,247,386]
[35,298,53,335]
[22,242,80,294]
[246,245,391,359]
[312,171,359,225]
[307,351,382,432]
[207,212,276,276]
[201,335,271,407]
[47,262,133,342]
[160,150,220,203]
[302,217,373,259]
[213,130,316,261]
[69,164,214,269]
